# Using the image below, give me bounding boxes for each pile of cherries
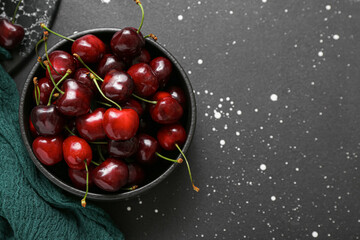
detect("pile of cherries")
[29,0,198,207]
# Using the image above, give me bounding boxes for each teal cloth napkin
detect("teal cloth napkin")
[0,47,124,240]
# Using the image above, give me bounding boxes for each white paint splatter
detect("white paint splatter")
[198,59,203,64]
[262,0,267,3]
[126,206,131,211]
[214,110,221,119]
[100,0,111,3]
[177,15,183,21]
[270,94,278,101]
[333,34,340,40]
[271,196,276,201]
[312,231,318,238]
[325,5,331,10]
[237,110,242,115]
[220,140,226,147]
[229,10,233,14]
[318,51,324,57]
[260,164,267,171]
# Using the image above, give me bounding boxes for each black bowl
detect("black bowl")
[19,28,196,201]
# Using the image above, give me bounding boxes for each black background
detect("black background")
[6,0,360,239]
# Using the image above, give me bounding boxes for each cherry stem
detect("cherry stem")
[91,161,100,166]
[91,74,122,110]
[47,69,71,106]
[121,185,138,191]
[96,100,112,108]
[40,23,75,42]
[35,38,46,69]
[81,159,89,207]
[97,145,106,162]
[175,144,199,192]
[135,0,144,33]
[64,126,76,136]
[89,141,108,144]
[33,77,40,106]
[73,53,103,82]
[155,152,183,163]
[45,62,64,95]
[12,0,22,24]
[144,34,157,41]
[132,93,157,105]
[44,37,61,77]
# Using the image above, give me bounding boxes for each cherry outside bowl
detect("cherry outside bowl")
[19,28,196,201]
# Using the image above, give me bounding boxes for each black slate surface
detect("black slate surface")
[9,0,360,239]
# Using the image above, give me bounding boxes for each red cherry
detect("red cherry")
[36,77,54,105]
[166,86,186,108]
[108,136,139,158]
[110,27,145,59]
[32,136,63,166]
[149,97,183,124]
[0,18,24,49]
[97,54,126,78]
[127,63,159,97]
[68,166,94,190]
[151,91,172,102]
[71,34,106,64]
[63,136,92,170]
[75,108,106,141]
[131,48,151,65]
[93,158,129,192]
[157,124,186,151]
[123,98,144,116]
[101,70,134,103]
[127,163,145,186]
[150,57,173,88]
[46,50,77,83]
[29,116,39,137]
[74,68,96,93]
[136,133,159,165]
[31,105,65,136]
[56,79,92,116]
[103,108,139,141]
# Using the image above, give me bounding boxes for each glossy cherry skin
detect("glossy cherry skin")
[150,97,183,124]
[157,124,186,151]
[63,136,92,170]
[103,108,139,141]
[68,165,94,190]
[108,136,139,158]
[56,79,92,116]
[167,86,186,108]
[101,70,134,103]
[32,136,63,166]
[97,54,126,78]
[110,27,145,59]
[93,158,129,192]
[127,163,145,186]
[150,57,173,88]
[127,63,159,97]
[31,105,65,136]
[32,77,54,105]
[123,98,144,116]
[131,48,151,65]
[74,68,96,93]
[71,34,106,64]
[0,18,24,49]
[76,108,106,141]
[136,133,159,165]
[46,50,77,83]
[29,117,39,137]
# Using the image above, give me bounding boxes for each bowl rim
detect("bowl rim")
[19,28,197,201]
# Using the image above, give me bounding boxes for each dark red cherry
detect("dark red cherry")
[110,27,145,59]
[101,70,134,103]
[76,108,106,141]
[46,50,76,83]
[31,105,65,136]
[93,158,129,192]
[127,163,145,186]
[123,98,144,116]
[108,136,139,158]
[149,97,183,124]
[34,77,54,105]
[131,48,151,65]
[74,68,96,93]
[71,34,106,64]
[0,18,24,49]
[103,108,139,141]
[136,133,159,165]
[56,79,92,116]
[150,57,173,88]
[68,165,94,190]
[151,91,172,102]
[157,124,186,151]
[29,117,39,137]
[97,54,126,78]
[167,86,186,108]
[127,63,159,97]
[32,136,63,166]
[63,136,92,170]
